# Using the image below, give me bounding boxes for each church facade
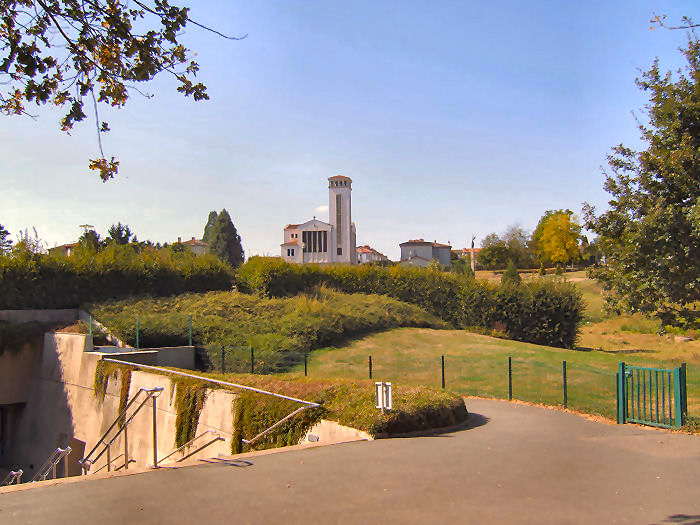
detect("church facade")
[281,175,357,264]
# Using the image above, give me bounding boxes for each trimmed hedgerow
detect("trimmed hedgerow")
[0,244,234,310]
[237,257,584,348]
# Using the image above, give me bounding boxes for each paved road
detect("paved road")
[1,399,699,524]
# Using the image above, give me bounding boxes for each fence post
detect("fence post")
[441,355,445,389]
[304,352,308,377]
[250,347,255,374]
[188,315,193,346]
[617,362,625,424]
[508,356,512,401]
[562,360,567,408]
[135,317,139,350]
[221,346,225,375]
[680,362,687,425]
[369,355,372,379]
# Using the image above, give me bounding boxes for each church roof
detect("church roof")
[284,224,300,229]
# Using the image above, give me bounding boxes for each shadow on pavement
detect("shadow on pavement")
[656,515,700,525]
[388,412,490,440]
[198,458,254,468]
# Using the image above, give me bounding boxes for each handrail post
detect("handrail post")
[152,394,158,468]
[107,446,111,472]
[124,424,129,470]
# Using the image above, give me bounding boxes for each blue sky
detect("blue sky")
[0,1,697,259]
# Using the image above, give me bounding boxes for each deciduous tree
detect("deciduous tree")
[585,31,700,328]
[1,0,242,181]
[537,212,581,272]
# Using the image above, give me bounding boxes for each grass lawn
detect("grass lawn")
[295,327,700,423]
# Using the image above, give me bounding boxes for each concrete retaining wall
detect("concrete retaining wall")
[1,334,234,479]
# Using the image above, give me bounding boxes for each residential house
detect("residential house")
[399,239,452,267]
[177,237,209,256]
[356,245,389,264]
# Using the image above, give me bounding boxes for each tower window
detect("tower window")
[337,247,342,256]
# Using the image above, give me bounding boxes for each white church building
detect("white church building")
[281,175,357,264]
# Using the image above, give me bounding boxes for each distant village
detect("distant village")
[48,175,479,268]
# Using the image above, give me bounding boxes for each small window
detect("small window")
[337,247,342,256]
[287,249,290,256]
[291,249,295,256]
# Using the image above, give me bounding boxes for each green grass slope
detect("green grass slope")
[298,327,700,423]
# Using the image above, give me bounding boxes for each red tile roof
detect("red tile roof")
[328,175,352,181]
[183,238,208,247]
[281,240,299,246]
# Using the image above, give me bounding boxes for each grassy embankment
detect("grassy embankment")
[88,287,446,373]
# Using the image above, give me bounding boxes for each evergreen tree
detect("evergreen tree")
[0,224,11,255]
[501,260,522,285]
[208,209,244,267]
[107,222,134,245]
[202,211,218,245]
[79,229,101,252]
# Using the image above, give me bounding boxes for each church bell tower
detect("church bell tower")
[328,175,354,263]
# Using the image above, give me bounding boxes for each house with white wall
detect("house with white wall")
[281,176,357,264]
[356,245,389,264]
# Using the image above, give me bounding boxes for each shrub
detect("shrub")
[237,257,584,348]
[0,244,234,309]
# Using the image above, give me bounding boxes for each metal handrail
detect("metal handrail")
[31,447,71,482]
[102,358,320,406]
[1,469,23,486]
[79,386,163,474]
[101,358,322,451]
[158,430,224,466]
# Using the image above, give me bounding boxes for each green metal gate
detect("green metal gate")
[617,362,687,429]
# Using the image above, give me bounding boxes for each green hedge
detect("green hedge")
[237,257,584,348]
[0,245,234,309]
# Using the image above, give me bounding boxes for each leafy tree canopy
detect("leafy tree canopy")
[537,212,581,269]
[1,0,241,181]
[585,31,700,329]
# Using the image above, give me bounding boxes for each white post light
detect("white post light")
[375,382,392,412]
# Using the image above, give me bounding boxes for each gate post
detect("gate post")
[617,362,626,424]
[673,366,683,428]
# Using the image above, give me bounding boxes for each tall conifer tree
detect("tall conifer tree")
[208,209,244,267]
